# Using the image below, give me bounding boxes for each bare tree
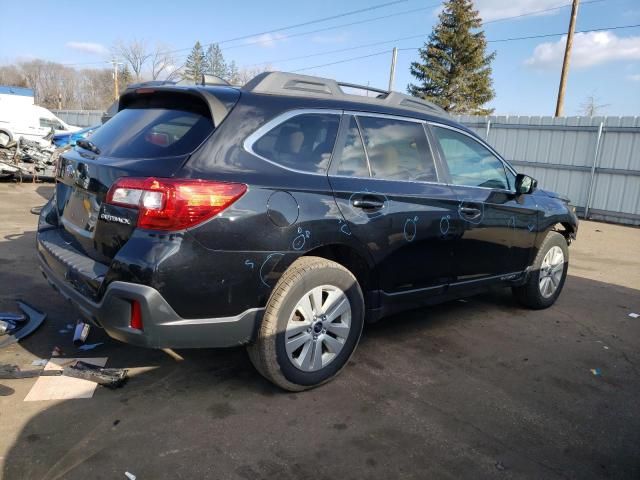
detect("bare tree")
[580,94,610,117]
[150,43,179,80]
[236,64,272,86]
[0,65,28,87]
[113,39,151,81]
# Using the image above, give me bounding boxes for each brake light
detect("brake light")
[105,177,247,230]
[130,300,143,330]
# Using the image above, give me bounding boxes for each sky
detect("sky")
[0,0,639,116]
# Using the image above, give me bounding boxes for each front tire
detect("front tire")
[247,256,364,391]
[513,231,569,309]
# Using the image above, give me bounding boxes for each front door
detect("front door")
[428,124,537,285]
[328,114,460,310]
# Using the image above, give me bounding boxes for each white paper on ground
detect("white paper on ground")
[24,357,108,402]
[629,312,639,319]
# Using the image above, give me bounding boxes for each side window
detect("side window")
[431,126,508,190]
[357,116,437,182]
[335,117,369,177]
[252,113,340,173]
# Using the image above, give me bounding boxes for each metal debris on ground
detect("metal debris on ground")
[73,321,91,345]
[125,472,137,480]
[0,136,58,180]
[0,302,46,348]
[66,361,128,389]
[0,360,127,388]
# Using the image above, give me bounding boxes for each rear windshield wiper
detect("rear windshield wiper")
[76,139,101,154]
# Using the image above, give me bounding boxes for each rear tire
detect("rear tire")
[247,256,364,391]
[513,231,569,309]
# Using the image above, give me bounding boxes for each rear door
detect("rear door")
[328,113,459,307]
[428,123,538,284]
[53,89,238,263]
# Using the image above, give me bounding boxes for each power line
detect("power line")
[294,23,640,72]
[170,4,440,61]
[59,0,611,68]
[249,0,608,68]
[163,0,410,55]
[482,0,604,25]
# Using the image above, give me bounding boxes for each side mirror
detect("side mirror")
[515,174,537,194]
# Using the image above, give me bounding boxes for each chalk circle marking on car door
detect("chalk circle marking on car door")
[403,216,418,242]
[440,215,451,236]
[260,253,285,287]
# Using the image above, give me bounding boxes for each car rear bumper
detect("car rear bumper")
[37,228,262,349]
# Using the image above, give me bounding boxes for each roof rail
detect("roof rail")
[243,71,448,117]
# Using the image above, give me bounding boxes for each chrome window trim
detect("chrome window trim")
[344,110,426,124]
[428,121,518,193]
[243,108,343,176]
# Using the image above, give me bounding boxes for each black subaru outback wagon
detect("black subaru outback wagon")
[37,72,578,391]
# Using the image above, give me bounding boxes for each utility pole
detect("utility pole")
[554,0,580,117]
[388,47,398,92]
[109,59,123,100]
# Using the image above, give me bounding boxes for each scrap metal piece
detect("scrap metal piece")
[0,364,50,379]
[62,361,128,389]
[0,320,16,335]
[0,301,47,348]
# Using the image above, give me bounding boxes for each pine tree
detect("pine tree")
[118,64,132,88]
[205,43,227,79]
[184,41,207,83]
[408,0,495,115]
[226,60,240,84]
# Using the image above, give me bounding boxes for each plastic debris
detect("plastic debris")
[125,472,137,480]
[77,342,103,351]
[1,360,127,388]
[629,313,639,319]
[0,302,46,348]
[63,361,128,389]
[73,321,91,346]
[590,368,602,376]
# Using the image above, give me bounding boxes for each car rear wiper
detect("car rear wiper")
[76,139,100,154]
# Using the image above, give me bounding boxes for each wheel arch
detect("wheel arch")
[302,243,378,304]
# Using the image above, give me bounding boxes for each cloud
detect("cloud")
[311,32,349,44]
[525,31,640,69]
[627,74,640,81]
[247,33,287,48]
[65,41,108,56]
[473,0,566,22]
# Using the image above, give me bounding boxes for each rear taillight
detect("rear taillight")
[130,300,143,330]
[105,177,247,230]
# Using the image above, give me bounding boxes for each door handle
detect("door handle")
[352,199,384,210]
[459,206,482,219]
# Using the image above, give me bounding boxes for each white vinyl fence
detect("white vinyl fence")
[456,116,640,226]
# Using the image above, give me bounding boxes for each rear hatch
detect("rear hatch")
[53,87,239,263]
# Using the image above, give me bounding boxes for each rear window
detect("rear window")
[85,94,214,158]
[252,113,340,173]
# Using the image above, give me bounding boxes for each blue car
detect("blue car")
[52,125,100,148]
